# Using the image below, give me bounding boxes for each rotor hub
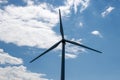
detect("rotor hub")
[62,39,66,44]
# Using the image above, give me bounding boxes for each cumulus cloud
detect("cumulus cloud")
[0,4,60,48]
[0,66,48,80]
[101,6,115,17]
[0,0,89,53]
[0,49,23,65]
[0,49,48,80]
[91,30,103,38]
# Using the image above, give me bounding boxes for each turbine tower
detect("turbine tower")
[30,9,102,80]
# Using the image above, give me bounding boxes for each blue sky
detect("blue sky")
[0,0,120,80]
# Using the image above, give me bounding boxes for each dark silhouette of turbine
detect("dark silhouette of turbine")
[30,9,102,80]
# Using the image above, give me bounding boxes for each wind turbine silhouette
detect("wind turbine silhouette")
[30,9,102,80]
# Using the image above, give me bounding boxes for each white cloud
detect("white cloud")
[0,4,60,49]
[63,0,90,13]
[79,22,83,27]
[0,0,8,4]
[65,53,77,59]
[101,6,115,17]
[23,0,90,15]
[0,49,23,65]
[0,48,49,80]
[79,0,90,13]
[0,66,48,80]
[91,30,103,38]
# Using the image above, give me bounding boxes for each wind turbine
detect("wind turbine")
[30,9,102,80]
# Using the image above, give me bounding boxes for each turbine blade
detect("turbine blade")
[65,40,102,53]
[30,40,62,63]
[59,9,64,39]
